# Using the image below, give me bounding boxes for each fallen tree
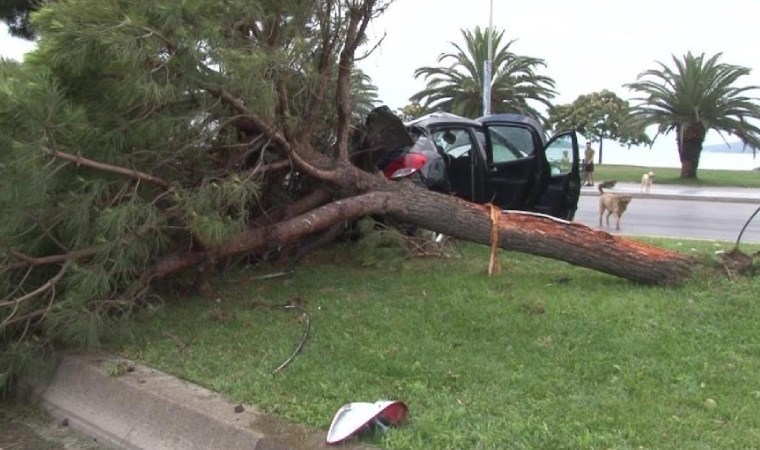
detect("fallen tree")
[1,0,693,369]
[147,171,693,285]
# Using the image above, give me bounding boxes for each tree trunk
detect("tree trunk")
[149,172,694,285]
[679,123,706,178]
[394,187,693,284]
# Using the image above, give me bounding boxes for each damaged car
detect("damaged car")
[358,107,581,221]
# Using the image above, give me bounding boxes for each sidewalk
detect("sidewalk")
[580,182,760,203]
[16,353,374,450]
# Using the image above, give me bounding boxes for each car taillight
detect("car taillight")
[383,154,428,179]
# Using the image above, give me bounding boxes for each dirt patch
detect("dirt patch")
[0,400,104,450]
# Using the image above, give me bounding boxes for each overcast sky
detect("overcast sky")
[359,0,760,148]
[1,23,35,60]
[3,0,759,148]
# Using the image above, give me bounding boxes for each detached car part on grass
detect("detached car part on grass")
[360,107,582,220]
[326,400,408,445]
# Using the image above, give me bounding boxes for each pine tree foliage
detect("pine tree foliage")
[1,0,387,377]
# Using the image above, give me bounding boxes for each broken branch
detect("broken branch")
[1,261,69,307]
[3,248,98,271]
[50,149,171,189]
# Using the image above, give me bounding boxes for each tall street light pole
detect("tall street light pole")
[482,0,493,116]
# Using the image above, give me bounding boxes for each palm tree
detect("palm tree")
[410,27,556,123]
[625,52,760,178]
[351,68,380,121]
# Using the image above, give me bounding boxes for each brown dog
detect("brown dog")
[599,193,632,231]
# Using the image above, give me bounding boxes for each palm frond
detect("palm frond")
[410,26,555,120]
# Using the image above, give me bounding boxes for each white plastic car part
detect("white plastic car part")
[325,400,408,445]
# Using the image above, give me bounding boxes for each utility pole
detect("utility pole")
[482,0,493,116]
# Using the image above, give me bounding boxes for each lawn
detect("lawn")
[110,238,760,449]
[594,165,760,188]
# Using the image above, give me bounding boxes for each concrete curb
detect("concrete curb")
[17,353,372,450]
[579,187,760,204]
[581,191,758,204]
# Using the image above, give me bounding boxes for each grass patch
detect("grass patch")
[110,239,760,449]
[595,165,760,188]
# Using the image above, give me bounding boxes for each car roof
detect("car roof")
[406,112,544,133]
[477,113,547,144]
[477,113,544,132]
[405,111,482,129]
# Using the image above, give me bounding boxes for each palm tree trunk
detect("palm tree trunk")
[678,123,706,178]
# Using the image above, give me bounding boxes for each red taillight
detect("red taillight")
[383,154,427,179]
[404,153,427,169]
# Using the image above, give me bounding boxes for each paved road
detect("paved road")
[575,183,760,243]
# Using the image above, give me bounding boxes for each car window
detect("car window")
[545,134,575,175]
[432,128,475,159]
[487,126,535,163]
[409,134,436,153]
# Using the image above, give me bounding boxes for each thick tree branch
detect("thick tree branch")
[205,86,340,182]
[250,187,334,229]
[285,140,345,182]
[147,190,393,279]
[205,86,292,151]
[334,6,363,160]
[215,190,394,257]
[282,188,334,220]
[249,159,292,176]
[276,76,292,139]
[302,2,338,139]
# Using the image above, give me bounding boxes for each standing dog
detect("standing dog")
[641,171,655,193]
[599,193,632,231]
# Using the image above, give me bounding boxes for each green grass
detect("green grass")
[595,165,760,188]
[109,239,760,449]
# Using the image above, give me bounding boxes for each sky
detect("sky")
[360,0,760,110]
[358,0,760,148]
[3,0,760,151]
[1,23,35,60]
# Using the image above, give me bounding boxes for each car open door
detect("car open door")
[479,117,548,210]
[532,131,581,220]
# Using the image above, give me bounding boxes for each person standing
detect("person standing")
[583,142,596,186]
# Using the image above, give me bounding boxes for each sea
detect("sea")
[597,142,760,171]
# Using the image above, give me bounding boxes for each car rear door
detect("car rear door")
[533,131,581,220]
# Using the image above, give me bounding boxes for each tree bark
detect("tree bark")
[679,123,707,178]
[148,172,694,285]
[597,132,604,165]
[385,184,693,285]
